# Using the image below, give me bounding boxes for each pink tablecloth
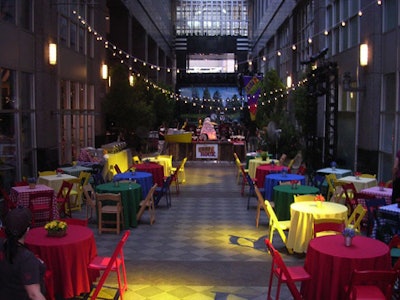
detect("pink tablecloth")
[358,186,392,205]
[10,184,59,220]
[255,165,285,188]
[302,235,391,300]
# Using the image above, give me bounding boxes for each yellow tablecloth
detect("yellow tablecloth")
[286,201,348,253]
[338,176,377,192]
[248,157,278,178]
[37,174,77,192]
[145,156,172,176]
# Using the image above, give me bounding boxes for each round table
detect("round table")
[272,184,319,220]
[264,173,306,201]
[134,162,164,187]
[96,182,142,227]
[145,156,172,176]
[114,171,153,199]
[301,235,391,300]
[286,201,348,253]
[255,164,285,188]
[25,225,98,299]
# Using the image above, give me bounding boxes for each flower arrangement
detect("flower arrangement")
[27,177,36,189]
[379,181,385,191]
[314,194,325,202]
[330,161,337,169]
[45,220,68,237]
[354,172,362,179]
[260,151,268,161]
[342,227,356,238]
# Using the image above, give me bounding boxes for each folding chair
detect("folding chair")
[346,204,367,233]
[264,199,290,245]
[154,175,172,208]
[265,239,310,300]
[83,184,97,221]
[88,230,130,300]
[29,190,55,227]
[255,185,273,228]
[55,180,73,218]
[313,218,346,238]
[136,183,158,225]
[365,197,387,237]
[246,173,264,210]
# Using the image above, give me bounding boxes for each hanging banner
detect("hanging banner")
[243,75,263,121]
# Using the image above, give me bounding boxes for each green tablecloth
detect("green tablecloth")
[273,185,319,220]
[96,182,142,227]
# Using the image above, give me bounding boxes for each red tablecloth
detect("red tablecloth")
[302,235,391,300]
[10,185,59,220]
[255,165,285,188]
[25,225,98,299]
[134,162,164,186]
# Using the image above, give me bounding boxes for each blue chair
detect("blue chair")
[365,197,387,237]
[245,173,264,210]
[154,175,172,208]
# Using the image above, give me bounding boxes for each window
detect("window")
[383,0,398,32]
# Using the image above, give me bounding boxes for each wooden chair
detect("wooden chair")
[88,230,130,300]
[96,192,123,234]
[255,185,274,228]
[55,180,73,218]
[294,194,315,203]
[313,218,346,238]
[68,171,91,211]
[245,173,264,210]
[83,184,96,221]
[154,175,172,208]
[346,204,367,233]
[265,199,290,245]
[29,190,55,227]
[136,183,158,225]
[265,239,310,300]
[233,152,248,185]
[345,269,397,300]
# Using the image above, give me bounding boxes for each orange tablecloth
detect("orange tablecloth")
[134,162,164,186]
[10,184,59,220]
[254,164,285,188]
[302,235,391,300]
[25,225,98,299]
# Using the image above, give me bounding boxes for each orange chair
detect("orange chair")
[56,180,73,218]
[88,230,130,300]
[265,239,310,300]
[345,269,397,300]
[313,218,346,238]
[29,190,55,227]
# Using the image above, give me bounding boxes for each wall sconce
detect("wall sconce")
[101,64,108,80]
[359,44,368,67]
[49,43,57,65]
[129,74,135,87]
[286,75,292,88]
[343,72,365,92]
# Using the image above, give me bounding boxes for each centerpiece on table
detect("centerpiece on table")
[314,194,325,208]
[45,220,68,237]
[378,181,385,191]
[290,179,299,189]
[281,167,288,177]
[56,168,63,177]
[330,161,337,170]
[354,172,362,180]
[342,227,356,246]
[28,177,36,189]
[260,151,268,161]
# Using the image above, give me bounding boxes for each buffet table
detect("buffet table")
[301,235,391,300]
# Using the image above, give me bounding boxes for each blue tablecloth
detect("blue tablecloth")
[114,171,153,199]
[264,173,306,201]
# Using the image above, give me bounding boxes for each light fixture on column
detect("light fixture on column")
[360,43,368,67]
[101,64,108,79]
[49,43,57,65]
[286,75,292,88]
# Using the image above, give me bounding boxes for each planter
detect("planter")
[47,230,67,237]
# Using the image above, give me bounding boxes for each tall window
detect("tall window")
[175,0,248,36]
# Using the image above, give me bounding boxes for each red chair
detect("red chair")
[88,230,130,300]
[345,269,397,300]
[56,180,73,218]
[1,187,16,215]
[114,164,122,174]
[265,239,310,300]
[29,190,54,227]
[313,218,346,238]
[14,180,28,187]
[60,218,88,227]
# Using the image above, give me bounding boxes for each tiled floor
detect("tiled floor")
[71,161,303,300]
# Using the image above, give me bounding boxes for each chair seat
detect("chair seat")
[282,265,311,282]
[351,286,386,299]
[101,205,120,213]
[279,220,291,230]
[89,256,123,271]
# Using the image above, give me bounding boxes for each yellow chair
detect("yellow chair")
[325,173,338,201]
[346,204,367,233]
[68,171,91,212]
[255,186,274,228]
[171,157,187,184]
[38,170,57,176]
[233,152,247,184]
[132,155,142,164]
[293,194,316,203]
[360,173,376,178]
[265,199,290,244]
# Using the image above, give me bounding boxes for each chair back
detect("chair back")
[1,187,16,214]
[14,181,28,187]
[136,183,158,224]
[325,173,338,200]
[313,218,345,238]
[38,170,57,176]
[29,190,55,226]
[114,164,122,174]
[154,176,172,207]
[60,218,88,226]
[297,165,306,175]
[255,186,268,228]
[346,269,397,300]
[96,192,122,207]
[346,204,366,232]
[294,194,315,203]
[90,230,131,300]
[312,174,325,190]
[83,184,96,220]
[56,180,74,217]
[360,173,376,178]
[341,182,358,214]
[56,180,73,199]
[91,173,105,186]
[264,239,304,300]
[365,197,387,236]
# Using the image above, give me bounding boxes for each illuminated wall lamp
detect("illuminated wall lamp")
[360,43,368,67]
[101,64,108,80]
[49,43,57,65]
[286,75,292,88]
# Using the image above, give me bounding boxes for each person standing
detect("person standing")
[392,149,400,204]
[0,207,46,300]
[158,123,166,154]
